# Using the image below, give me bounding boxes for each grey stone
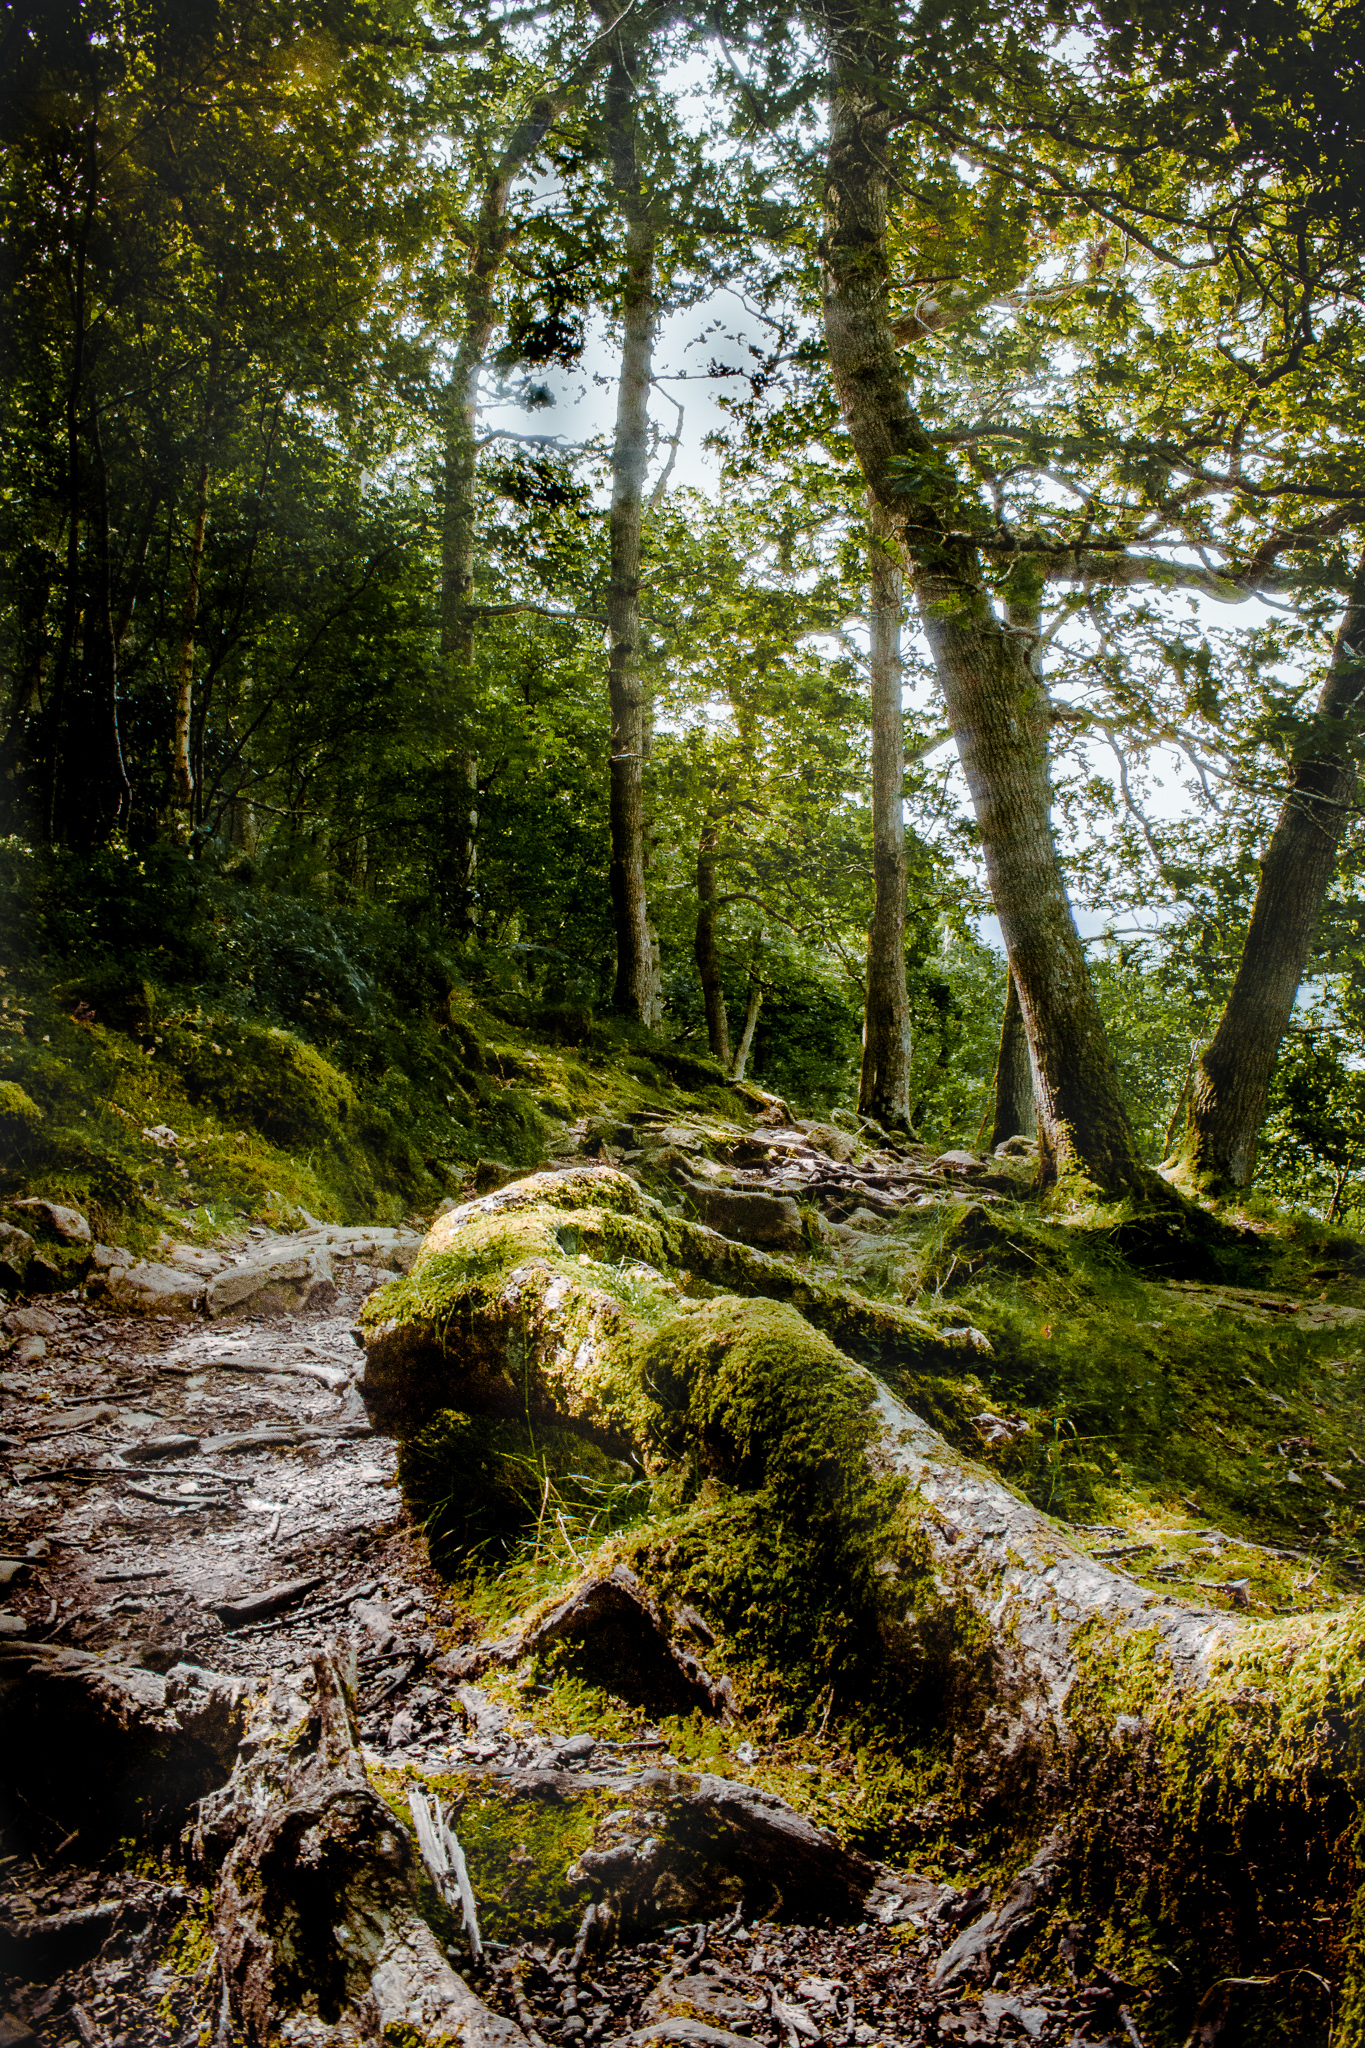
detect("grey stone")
[0,1224,35,1279]
[88,1243,132,1271]
[13,1335,46,1365]
[684,1185,805,1255]
[87,1260,204,1315]
[932,1150,986,1175]
[206,1243,333,1316]
[6,1305,56,1336]
[10,1198,91,1244]
[797,1120,859,1164]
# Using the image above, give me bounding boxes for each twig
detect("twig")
[1119,2004,1146,2048]
[409,1786,483,1962]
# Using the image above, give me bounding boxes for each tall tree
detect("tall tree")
[601,13,661,1025]
[1175,558,1365,1187]
[858,498,912,1130]
[818,0,1153,1196]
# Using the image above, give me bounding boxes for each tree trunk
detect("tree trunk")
[731,972,763,1082]
[438,71,607,933]
[859,498,913,1131]
[990,970,1036,1149]
[1178,556,1365,1189]
[603,24,660,1026]
[694,816,732,1068]
[819,7,1150,1197]
[84,414,131,840]
[168,340,219,824]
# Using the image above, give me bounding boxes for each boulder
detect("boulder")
[206,1243,334,1316]
[567,1768,882,1927]
[931,1150,987,1175]
[682,1184,806,1255]
[9,1198,91,1244]
[0,1224,34,1290]
[0,1644,249,1839]
[87,1260,204,1315]
[797,1120,859,1164]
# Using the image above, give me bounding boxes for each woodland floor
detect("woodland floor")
[0,1241,1154,2048]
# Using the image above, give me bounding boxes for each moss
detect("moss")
[450,1780,608,1945]
[0,1078,43,1157]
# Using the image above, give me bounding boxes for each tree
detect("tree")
[817,0,1154,1196]
[858,499,913,1131]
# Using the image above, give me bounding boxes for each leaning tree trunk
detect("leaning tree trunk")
[603,24,661,1027]
[990,970,1036,1149]
[1178,555,1365,1189]
[819,6,1149,1197]
[859,498,914,1131]
[694,813,732,1068]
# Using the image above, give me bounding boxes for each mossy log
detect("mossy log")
[361,1170,1365,2043]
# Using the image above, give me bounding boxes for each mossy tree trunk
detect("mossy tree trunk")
[603,14,662,1027]
[1178,553,1365,1189]
[695,811,732,1068]
[818,2,1151,1199]
[989,970,1035,1149]
[859,498,913,1132]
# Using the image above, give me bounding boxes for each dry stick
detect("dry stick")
[410,1785,483,1962]
[1118,2005,1146,2048]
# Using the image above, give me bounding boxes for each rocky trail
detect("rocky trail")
[0,1117,1349,2048]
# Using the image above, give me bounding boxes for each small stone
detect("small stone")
[387,1707,417,1749]
[14,1335,47,1365]
[932,1150,986,1175]
[0,1614,28,1636]
[0,2011,39,2048]
[11,1198,92,1244]
[558,1732,597,1761]
[8,1305,58,1337]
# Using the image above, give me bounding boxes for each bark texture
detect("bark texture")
[990,971,1036,1149]
[694,816,732,1068]
[197,1646,526,2048]
[818,8,1148,1196]
[731,973,763,1082]
[859,500,913,1131]
[1180,555,1365,1187]
[168,340,219,821]
[604,25,661,1025]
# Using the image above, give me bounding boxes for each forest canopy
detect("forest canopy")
[2,0,1364,1214]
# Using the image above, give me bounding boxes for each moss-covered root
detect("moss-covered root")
[201,1653,526,2048]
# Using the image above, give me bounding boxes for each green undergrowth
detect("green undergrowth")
[0,862,770,1242]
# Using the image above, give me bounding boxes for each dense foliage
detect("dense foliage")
[2,0,1363,1210]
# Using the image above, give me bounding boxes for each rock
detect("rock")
[634,2023,754,2048]
[0,2013,38,2048]
[165,1243,228,1276]
[86,1259,204,1315]
[641,1970,761,2034]
[13,1335,46,1365]
[353,1596,396,1650]
[88,1242,132,1271]
[0,1643,249,1839]
[0,1616,27,1637]
[931,1150,986,1176]
[797,1120,859,1164]
[993,1135,1037,1158]
[6,1305,57,1336]
[211,1573,325,1629]
[205,1243,334,1316]
[10,1198,92,1244]
[683,1185,806,1255]
[473,1158,521,1193]
[442,1563,731,1718]
[0,1224,35,1288]
[567,1768,883,1927]
[200,1648,528,2048]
